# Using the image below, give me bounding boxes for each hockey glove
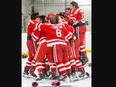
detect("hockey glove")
[73,32,78,40]
[51,81,60,86]
[32,82,38,87]
[73,20,85,27]
[22,55,28,59]
[67,20,70,24]
[69,32,78,42]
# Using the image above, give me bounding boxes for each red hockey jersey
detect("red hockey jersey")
[33,22,74,47]
[39,23,74,46]
[67,8,85,25]
[27,19,37,36]
[32,22,46,44]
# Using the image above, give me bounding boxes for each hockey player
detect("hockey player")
[32,15,57,81]
[54,7,71,22]
[23,13,50,79]
[65,7,71,18]
[67,1,91,67]
[23,12,39,78]
[30,14,50,79]
[32,15,77,82]
[58,13,79,80]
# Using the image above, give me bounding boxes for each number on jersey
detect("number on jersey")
[56,29,62,37]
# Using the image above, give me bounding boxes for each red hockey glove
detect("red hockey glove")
[51,81,60,86]
[32,82,38,87]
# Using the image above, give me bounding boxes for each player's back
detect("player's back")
[40,23,73,46]
[42,23,69,39]
[70,8,84,21]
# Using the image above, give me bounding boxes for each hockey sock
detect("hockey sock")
[56,62,67,76]
[49,62,56,74]
[63,61,72,73]
[69,59,77,70]
[31,59,36,71]
[26,60,32,71]
[36,61,45,75]
[45,58,50,71]
[79,44,86,58]
[75,59,83,71]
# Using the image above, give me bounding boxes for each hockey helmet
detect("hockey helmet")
[38,14,46,17]
[48,12,54,17]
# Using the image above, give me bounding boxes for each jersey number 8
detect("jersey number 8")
[56,29,62,37]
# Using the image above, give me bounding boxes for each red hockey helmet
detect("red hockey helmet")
[44,17,49,22]
[38,14,46,17]
[48,12,54,17]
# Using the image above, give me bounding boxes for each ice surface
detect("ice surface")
[21,53,92,87]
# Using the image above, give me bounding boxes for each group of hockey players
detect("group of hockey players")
[23,1,91,82]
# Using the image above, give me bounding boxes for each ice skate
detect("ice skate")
[36,72,46,82]
[72,72,78,81]
[23,67,30,78]
[79,55,91,67]
[67,70,73,82]
[77,69,90,80]
[82,56,91,67]
[45,71,50,79]
[71,68,78,81]
[29,69,37,79]
[48,72,56,80]
[59,75,70,83]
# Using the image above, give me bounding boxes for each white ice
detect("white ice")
[21,53,92,87]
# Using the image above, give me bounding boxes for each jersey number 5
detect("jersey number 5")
[56,29,62,37]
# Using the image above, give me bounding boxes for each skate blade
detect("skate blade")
[77,73,90,81]
[69,76,74,82]
[47,74,52,80]
[83,61,91,68]
[72,77,78,81]
[77,76,91,81]
[60,80,70,84]
[30,75,37,80]
[36,79,46,83]
[60,78,70,83]
[23,74,30,78]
